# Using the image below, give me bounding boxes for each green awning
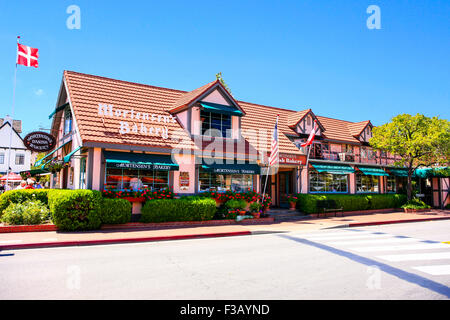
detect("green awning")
[388,168,410,177]
[104,151,179,171]
[415,167,450,178]
[201,158,260,174]
[20,169,50,176]
[34,140,70,167]
[48,102,69,119]
[311,163,354,174]
[357,166,389,176]
[199,102,243,117]
[63,146,82,163]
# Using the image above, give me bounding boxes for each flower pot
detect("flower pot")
[239,210,246,216]
[251,212,260,218]
[289,201,296,211]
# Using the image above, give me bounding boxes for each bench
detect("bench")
[316,200,344,217]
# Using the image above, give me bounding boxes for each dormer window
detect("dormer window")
[307,116,311,126]
[200,110,231,138]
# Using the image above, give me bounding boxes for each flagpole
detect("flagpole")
[5,36,20,190]
[261,115,278,210]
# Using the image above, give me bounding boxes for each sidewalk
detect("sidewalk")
[0,210,449,250]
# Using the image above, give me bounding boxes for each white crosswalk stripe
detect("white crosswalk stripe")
[412,265,450,276]
[292,230,450,276]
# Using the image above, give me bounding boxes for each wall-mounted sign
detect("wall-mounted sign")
[179,171,190,190]
[23,131,56,152]
[279,153,305,165]
[98,103,177,140]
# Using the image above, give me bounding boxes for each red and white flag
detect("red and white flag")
[301,120,319,147]
[17,43,39,68]
[268,115,279,166]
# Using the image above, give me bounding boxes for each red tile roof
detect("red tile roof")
[61,70,375,157]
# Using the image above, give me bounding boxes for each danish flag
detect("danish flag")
[17,43,39,68]
[301,120,319,147]
[268,115,279,166]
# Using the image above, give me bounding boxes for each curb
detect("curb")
[347,216,450,227]
[0,231,252,251]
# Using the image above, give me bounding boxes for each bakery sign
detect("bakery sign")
[98,103,177,140]
[23,131,56,152]
[279,153,305,165]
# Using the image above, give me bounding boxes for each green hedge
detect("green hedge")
[295,193,407,214]
[48,190,103,231]
[0,189,50,216]
[1,200,50,225]
[100,198,132,224]
[141,198,216,223]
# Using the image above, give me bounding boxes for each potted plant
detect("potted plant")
[401,198,431,213]
[249,202,261,218]
[287,194,298,210]
[260,194,272,217]
[225,199,247,216]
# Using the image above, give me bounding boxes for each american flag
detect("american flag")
[268,115,279,166]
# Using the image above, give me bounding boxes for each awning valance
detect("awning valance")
[63,146,82,163]
[34,140,70,167]
[311,163,354,174]
[199,102,243,117]
[201,158,260,174]
[48,102,69,119]
[388,168,410,177]
[357,166,389,176]
[415,167,449,178]
[104,151,179,171]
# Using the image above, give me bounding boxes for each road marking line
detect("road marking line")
[332,237,420,246]
[302,233,394,241]
[297,231,373,238]
[377,252,450,262]
[412,265,450,275]
[443,241,450,244]
[0,240,24,244]
[350,243,449,252]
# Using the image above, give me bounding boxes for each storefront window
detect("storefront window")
[386,176,396,193]
[309,171,348,193]
[199,169,253,192]
[105,167,169,190]
[356,173,379,193]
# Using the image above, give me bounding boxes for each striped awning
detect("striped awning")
[357,166,389,176]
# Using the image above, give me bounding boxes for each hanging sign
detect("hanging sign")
[23,131,56,152]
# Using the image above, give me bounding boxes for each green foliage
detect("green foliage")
[48,190,103,231]
[100,198,132,224]
[1,200,50,225]
[140,198,216,223]
[295,193,407,214]
[401,198,431,209]
[249,202,262,213]
[225,199,247,210]
[0,189,50,215]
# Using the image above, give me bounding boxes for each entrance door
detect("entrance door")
[279,171,293,208]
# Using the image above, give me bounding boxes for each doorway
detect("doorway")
[278,170,294,208]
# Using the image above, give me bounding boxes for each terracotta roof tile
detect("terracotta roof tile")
[62,70,375,157]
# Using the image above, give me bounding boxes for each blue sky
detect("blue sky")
[0,0,449,135]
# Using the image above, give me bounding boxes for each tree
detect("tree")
[370,114,450,200]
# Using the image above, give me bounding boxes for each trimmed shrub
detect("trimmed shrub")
[1,200,50,225]
[100,198,132,224]
[225,199,247,210]
[296,193,407,214]
[401,198,431,209]
[48,190,103,231]
[0,189,50,216]
[141,198,216,223]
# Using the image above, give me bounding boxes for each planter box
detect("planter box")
[123,197,146,203]
[403,208,430,213]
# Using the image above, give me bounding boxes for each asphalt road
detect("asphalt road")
[1,220,449,300]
